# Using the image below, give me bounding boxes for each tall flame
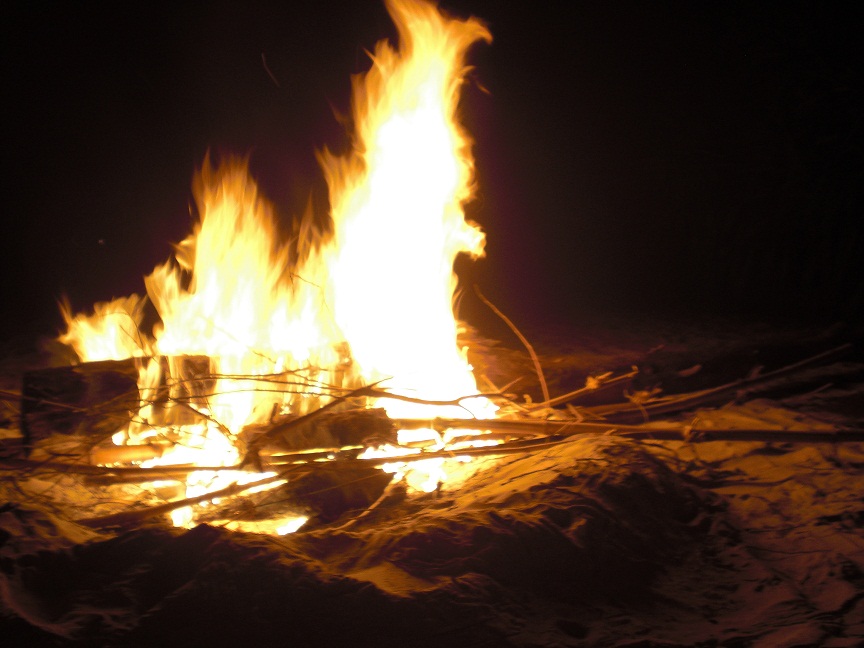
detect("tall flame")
[317,0,492,418]
[59,0,495,522]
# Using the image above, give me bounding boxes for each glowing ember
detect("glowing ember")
[59,0,497,526]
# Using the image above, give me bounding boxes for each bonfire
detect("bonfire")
[2,1,863,646]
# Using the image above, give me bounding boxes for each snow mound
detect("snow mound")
[2,436,720,646]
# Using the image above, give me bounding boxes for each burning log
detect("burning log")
[88,442,170,465]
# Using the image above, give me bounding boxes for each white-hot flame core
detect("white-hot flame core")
[59,0,497,524]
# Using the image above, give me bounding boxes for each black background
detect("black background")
[3,0,862,343]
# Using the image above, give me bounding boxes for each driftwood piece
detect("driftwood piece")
[75,462,394,530]
[582,344,853,422]
[389,416,864,443]
[20,359,140,451]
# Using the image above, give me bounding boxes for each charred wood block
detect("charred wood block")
[20,359,140,450]
[245,407,398,453]
[191,465,393,526]
[285,465,394,523]
[314,407,398,448]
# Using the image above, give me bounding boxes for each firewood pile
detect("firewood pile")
[1,337,861,534]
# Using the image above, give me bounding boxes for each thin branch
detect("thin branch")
[474,285,550,404]
[173,401,233,437]
[387,416,864,444]
[76,471,290,529]
[261,52,281,87]
[527,368,639,410]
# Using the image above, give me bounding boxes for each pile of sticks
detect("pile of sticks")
[2,343,861,531]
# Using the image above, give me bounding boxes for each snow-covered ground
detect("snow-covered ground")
[2,318,863,647]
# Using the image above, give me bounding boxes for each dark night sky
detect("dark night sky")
[2,1,863,343]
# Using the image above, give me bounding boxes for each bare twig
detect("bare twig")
[474,285,550,404]
[527,368,639,410]
[0,388,22,402]
[76,471,290,529]
[261,52,281,87]
[173,401,233,437]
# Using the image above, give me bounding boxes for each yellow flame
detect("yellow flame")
[59,295,150,361]
[316,0,493,421]
[145,160,344,433]
[59,0,496,523]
